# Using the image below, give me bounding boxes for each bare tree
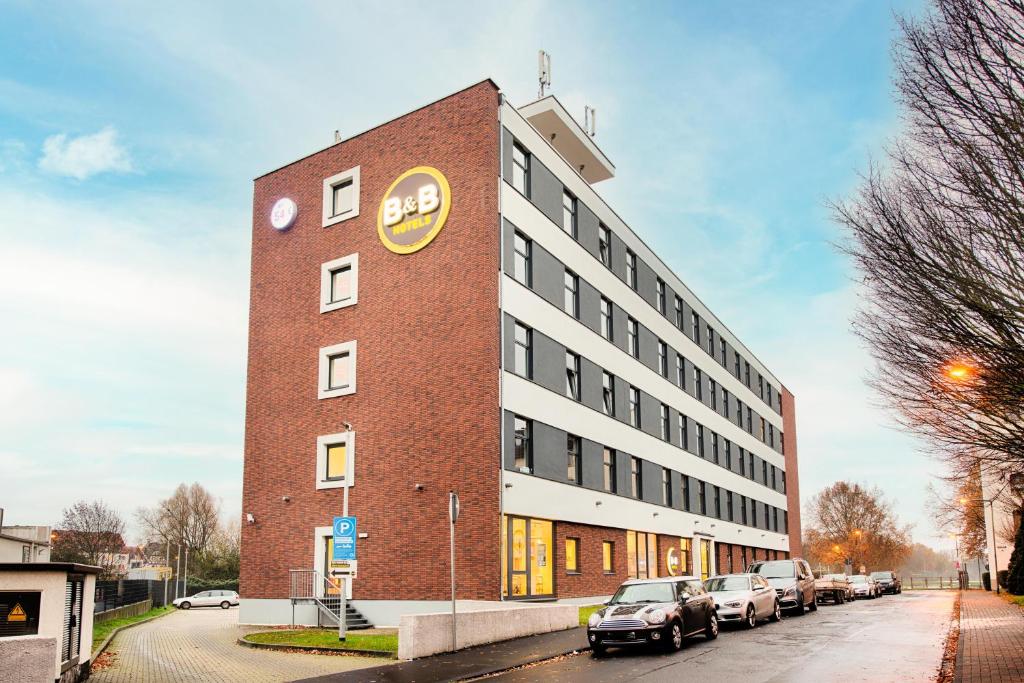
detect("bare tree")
[833,0,1024,485]
[926,467,988,557]
[137,483,221,555]
[803,482,913,572]
[51,500,126,575]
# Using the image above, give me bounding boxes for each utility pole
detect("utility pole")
[163,543,170,606]
[184,546,189,597]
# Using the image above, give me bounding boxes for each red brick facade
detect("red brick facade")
[781,387,802,557]
[241,81,502,601]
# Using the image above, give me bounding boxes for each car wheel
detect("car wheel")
[791,593,804,616]
[180,601,191,610]
[808,594,818,612]
[592,642,607,657]
[771,601,782,622]
[220,601,230,609]
[745,605,756,629]
[664,620,684,652]
[836,591,844,604]
[705,612,719,640]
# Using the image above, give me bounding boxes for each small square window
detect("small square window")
[322,166,361,227]
[320,253,359,313]
[318,341,357,399]
[316,431,355,489]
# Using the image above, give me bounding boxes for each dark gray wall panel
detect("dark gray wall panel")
[611,303,627,353]
[687,476,701,514]
[577,201,601,261]
[501,128,514,182]
[610,233,628,284]
[614,375,629,423]
[502,313,515,372]
[580,357,603,413]
[533,243,565,310]
[642,460,662,505]
[640,392,660,438]
[581,439,603,491]
[532,331,564,395]
[579,279,601,336]
[502,410,516,469]
[532,421,565,482]
[530,157,564,227]
[502,218,516,278]
[638,326,658,373]
[670,470,684,510]
[636,260,657,311]
[616,450,632,497]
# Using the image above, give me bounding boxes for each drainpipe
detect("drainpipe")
[497,91,506,601]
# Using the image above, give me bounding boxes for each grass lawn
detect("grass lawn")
[1003,593,1024,607]
[244,629,398,654]
[578,604,604,627]
[93,606,174,651]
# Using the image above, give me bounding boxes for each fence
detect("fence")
[94,579,153,613]
[905,575,982,589]
[94,598,153,624]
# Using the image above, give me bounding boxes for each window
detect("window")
[658,340,668,377]
[626,249,637,290]
[739,447,746,476]
[709,378,717,410]
[562,190,577,238]
[726,491,734,522]
[600,297,613,341]
[691,311,701,345]
[741,495,748,525]
[566,538,580,572]
[697,424,705,458]
[734,351,741,378]
[320,253,359,313]
[677,355,686,390]
[680,538,692,574]
[629,386,641,427]
[514,416,532,472]
[663,468,672,506]
[564,269,579,318]
[745,361,751,387]
[748,452,755,480]
[675,295,684,328]
[711,432,719,464]
[736,398,744,427]
[512,143,530,196]
[630,457,642,498]
[599,224,612,268]
[682,477,691,512]
[767,383,774,406]
[321,165,360,227]
[318,341,357,398]
[720,338,727,366]
[603,541,614,573]
[513,323,532,379]
[771,464,777,490]
[565,351,581,401]
[315,431,355,489]
[567,435,582,484]
[773,507,779,532]
[656,278,666,314]
[679,414,689,449]
[513,231,532,287]
[698,480,707,515]
[660,403,669,441]
[759,376,765,400]
[725,439,732,469]
[713,486,721,519]
[769,423,775,448]
[602,372,616,416]
[706,324,715,356]
[781,432,786,457]
[603,448,617,493]
[760,417,767,442]
[752,501,758,527]
[762,460,768,486]
[694,368,703,400]
[723,389,730,418]
[746,406,753,433]
[627,530,658,579]
[627,317,639,357]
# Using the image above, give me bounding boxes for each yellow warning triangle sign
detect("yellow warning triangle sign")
[8,603,27,622]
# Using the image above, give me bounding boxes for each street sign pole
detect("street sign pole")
[332,514,356,642]
[449,491,460,652]
[341,486,349,642]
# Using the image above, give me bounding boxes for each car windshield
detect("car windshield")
[870,572,892,580]
[705,577,750,592]
[849,575,867,584]
[749,561,794,578]
[609,582,676,604]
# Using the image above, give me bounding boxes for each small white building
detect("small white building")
[0,526,52,564]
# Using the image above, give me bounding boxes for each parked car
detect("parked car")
[870,571,902,595]
[587,576,718,655]
[848,574,879,599]
[704,573,781,628]
[172,590,239,609]
[747,558,817,615]
[814,573,851,604]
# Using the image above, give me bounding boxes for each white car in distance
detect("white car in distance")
[172,590,239,610]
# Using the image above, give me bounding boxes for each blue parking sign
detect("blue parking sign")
[332,516,356,561]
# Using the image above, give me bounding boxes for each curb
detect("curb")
[237,636,397,659]
[453,644,591,682]
[91,607,175,660]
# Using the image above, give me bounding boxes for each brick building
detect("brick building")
[239,79,801,627]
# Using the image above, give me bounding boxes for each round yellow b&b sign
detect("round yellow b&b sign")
[377,166,451,254]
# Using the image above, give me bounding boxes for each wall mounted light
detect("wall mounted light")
[653,512,660,518]
[414,484,425,492]
[504,483,513,489]
[595,501,603,506]
[246,513,255,524]
[282,496,290,503]
[357,533,369,539]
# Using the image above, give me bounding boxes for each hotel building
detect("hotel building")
[240,80,802,627]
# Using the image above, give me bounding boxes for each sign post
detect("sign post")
[449,491,460,652]
[332,516,357,641]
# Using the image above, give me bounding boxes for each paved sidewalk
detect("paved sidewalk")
[297,627,588,682]
[956,591,1024,683]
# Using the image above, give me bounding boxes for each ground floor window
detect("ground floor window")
[699,538,713,581]
[680,538,692,575]
[602,541,614,573]
[626,531,658,579]
[501,516,553,598]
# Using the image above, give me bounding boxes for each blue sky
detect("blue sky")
[1,0,944,547]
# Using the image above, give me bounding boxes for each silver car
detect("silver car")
[172,589,239,609]
[704,573,781,628]
[848,574,878,599]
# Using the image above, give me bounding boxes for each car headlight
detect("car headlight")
[783,586,796,597]
[588,612,602,628]
[724,600,743,608]
[645,609,667,624]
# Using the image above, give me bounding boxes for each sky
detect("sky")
[0,0,946,547]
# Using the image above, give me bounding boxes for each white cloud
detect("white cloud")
[38,126,132,179]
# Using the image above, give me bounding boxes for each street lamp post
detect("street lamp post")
[961,496,1001,594]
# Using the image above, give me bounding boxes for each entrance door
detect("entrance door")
[322,536,353,600]
[502,516,553,598]
[699,539,713,581]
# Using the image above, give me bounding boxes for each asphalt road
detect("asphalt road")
[486,590,954,683]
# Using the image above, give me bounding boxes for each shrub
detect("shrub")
[982,571,991,591]
[1006,513,1024,595]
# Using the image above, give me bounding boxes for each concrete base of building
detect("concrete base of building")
[398,601,578,660]
[0,636,57,683]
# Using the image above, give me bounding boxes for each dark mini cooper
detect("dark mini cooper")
[586,576,718,655]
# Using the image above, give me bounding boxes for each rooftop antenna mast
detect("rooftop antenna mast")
[584,106,596,137]
[538,50,551,98]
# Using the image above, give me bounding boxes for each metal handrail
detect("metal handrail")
[289,568,342,600]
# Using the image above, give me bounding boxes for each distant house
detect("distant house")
[0,525,52,563]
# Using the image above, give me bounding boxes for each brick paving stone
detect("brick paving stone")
[90,607,385,683]
[956,591,1024,683]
